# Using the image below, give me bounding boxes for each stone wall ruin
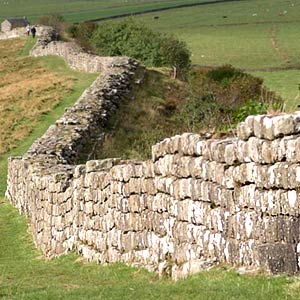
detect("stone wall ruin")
[6,28,300,279]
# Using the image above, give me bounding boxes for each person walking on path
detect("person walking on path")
[31,26,36,38]
[26,24,31,36]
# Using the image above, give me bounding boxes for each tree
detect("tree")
[160,35,191,79]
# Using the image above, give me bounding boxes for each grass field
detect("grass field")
[251,70,300,111]
[139,0,300,67]
[135,0,300,109]
[0,0,218,23]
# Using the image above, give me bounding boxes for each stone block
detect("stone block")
[272,115,295,138]
[257,243,298,274]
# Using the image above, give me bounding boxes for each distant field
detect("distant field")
[0,0,218,23]
[139,0,300,69]
[135,0,300,109]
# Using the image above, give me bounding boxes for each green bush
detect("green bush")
[189,65,265,109]
[160,35,191,78]
[37,13,65,33]
[66,22,97,51]
[89,18,190,77]
[206,64,244,84]
[233,100,267,123]
[178,65,283,132]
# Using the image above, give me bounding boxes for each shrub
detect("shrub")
[37,13,65,33]
[66,22,97,51]
[189,65,265,109]
[90,18,163,65]
[89,18,190,77]
[206,64,244,84]
[181,65,283,131]
[233,100,267,123]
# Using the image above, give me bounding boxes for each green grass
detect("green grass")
[138,0,300,69]
[251,70,300,112]
[134,0,300,108]
[0,38,97,195]
[0,0,217,23]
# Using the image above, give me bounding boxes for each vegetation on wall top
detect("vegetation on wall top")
[68,18,191,78]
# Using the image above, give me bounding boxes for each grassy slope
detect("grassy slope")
[96,68,189,160]
[0,37,97,195]
[0,0,216,23]
[136,0,300,109]
[96,66,272,160]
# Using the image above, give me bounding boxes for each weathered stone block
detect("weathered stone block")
[257,243,298,274]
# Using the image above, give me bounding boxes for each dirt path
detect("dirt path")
[269,25,291,66]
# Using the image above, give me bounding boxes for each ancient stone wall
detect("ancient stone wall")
[6,28,300,279]
[30,27,122,73]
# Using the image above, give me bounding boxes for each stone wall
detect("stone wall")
[0,26,27,39]
[0,25,47,40]
[6,28,300,279]
[30,27,123,73]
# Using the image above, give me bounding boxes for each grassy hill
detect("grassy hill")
[2,0,298,107]
[0,37,97,194]
[135,0,300,110]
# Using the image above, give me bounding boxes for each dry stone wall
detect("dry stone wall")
[0,27,26,39]
[6,28,300,279]
[30,27,121,73]
[0,26,49,40]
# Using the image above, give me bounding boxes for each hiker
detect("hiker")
[31,26,36,38]
[26,24,31,36]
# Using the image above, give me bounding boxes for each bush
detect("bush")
[189,65,264,109]
[89,18,190,77]
[90,18,163,65]
[66,22,97,51]
[206,64,244,84]
[179,65,283,131]
[233,100,267,123]
[37,13,65,33]
[160,35,191,79]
